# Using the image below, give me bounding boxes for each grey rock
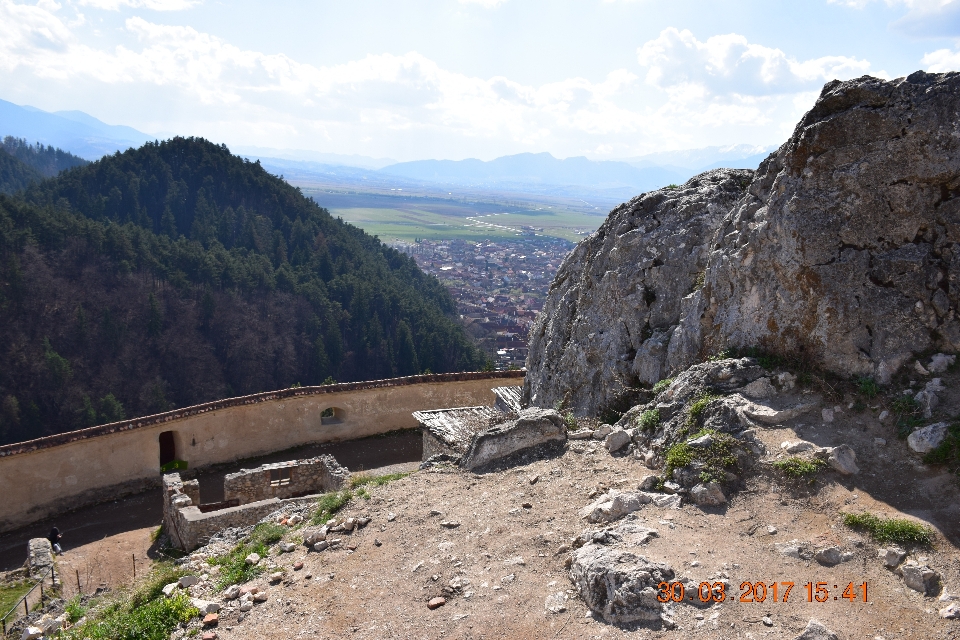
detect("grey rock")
[544,592,568,613]
[662,481,682,494]
[687,434,714,448]
[244,553,260,565]
[689,482,726,506]
[459,408,567,471]
[20,627,43,640]
[523,169,752,416]
[527,73,960,409]
[776,540,810,560]
[161,582,178,596]
[914,378,944,419]
[898,560,941,595]
[781,440,816,454]
[569,430,595,440]
[580,490,653,523]
[825,445,859,475]
[928,353,956,373]
[605,429,632,452]
[879,546,907,568]
[191,599,221,615]
[313,541,329,552]
[569,544,675,624]
[940,603,960,619]
[652,493,682,509]
[278,542,296,553]
[793,619,839,640]
[638,475,661,491]
[593,425,613,440]
[303,526,328,546]
[223,585,241,600]
[740,377,776,399]
[178,575,200,588]
[907,422,949,453]
[814,546,842,566]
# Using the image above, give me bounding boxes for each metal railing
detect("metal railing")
[1,566,56,635]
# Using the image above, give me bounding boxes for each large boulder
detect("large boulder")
[527,72,960,415]
[459,408,566,471]
[569,544,675,624]
[524,169,752,416]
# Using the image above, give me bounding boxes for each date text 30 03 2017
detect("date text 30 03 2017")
[656,581,870,604]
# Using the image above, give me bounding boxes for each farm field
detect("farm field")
[300,188,606,242]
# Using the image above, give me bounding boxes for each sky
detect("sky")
[1,0,960,162]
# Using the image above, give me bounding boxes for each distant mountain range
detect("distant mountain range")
[0,98,775,202]
[0,99,153,159]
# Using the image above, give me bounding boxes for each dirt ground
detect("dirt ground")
[14,369,960,639]
[188,375,960,640]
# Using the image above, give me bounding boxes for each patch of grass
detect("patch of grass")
[773,456,827,478]
[686,392,722,427]
[310,489,354,525]
[856,376,879,398]
[0,581,32,617]
[891,395,923,438]
[129,562,188,609]
[637,409,660,432]
[563,411,579,431]
[63,593,197,640]
[652,378,673,395]
[210,522,287,589]
[149,525,164,543]
[842,512,933,546]
[665,442,693,472]
[351,471,410,489]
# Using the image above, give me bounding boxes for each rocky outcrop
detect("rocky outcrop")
[527,72,960,416]
[524,170,752,415]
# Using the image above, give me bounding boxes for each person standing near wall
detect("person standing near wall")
[47,527,62,554]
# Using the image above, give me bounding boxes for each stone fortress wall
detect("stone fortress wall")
[0,371,524,533]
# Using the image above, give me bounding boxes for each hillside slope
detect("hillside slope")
[0,138,483,445]
[0,149,42,195]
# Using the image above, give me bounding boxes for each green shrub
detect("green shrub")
[652,379,673,395]
[842,512,933,546]
[855,376,879,398]
[664,429,740,482]
[64,593,197,640]
[686,392,721,426]
[665,442,692,471]
[637,409,660,432]
[773,456,826,478]
[64,595,88,624]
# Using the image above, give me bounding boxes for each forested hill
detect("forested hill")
[0,137,484,445]
[1,137,88,178]
[0,148,42,195]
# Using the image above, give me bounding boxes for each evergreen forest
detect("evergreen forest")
[0,137,485,445]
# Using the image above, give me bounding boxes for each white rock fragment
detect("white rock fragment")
[927,353,956,373]
[245,553,261,565]
[223,585,241,600]
[814,547,842,566]
[689,482,726,506]
[825,445,859,475]
[878,410,889,422]
[191,599,220,615]
[878,546,907,568]
[604,429,632,452]
[162,582,179,597]
[793,619,839,640]
[781,440,816,454]
[545,592,568,613]
[907,422,949,454]
[898,561,941,595]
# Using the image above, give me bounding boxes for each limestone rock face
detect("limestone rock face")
[527,72,960,415]
[524,169,753,415]
[676,71,960,384]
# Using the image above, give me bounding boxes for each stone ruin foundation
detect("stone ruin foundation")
[162,455,349,551]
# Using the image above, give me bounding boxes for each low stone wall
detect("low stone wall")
[0,371,523,533]
[223,455,349,505]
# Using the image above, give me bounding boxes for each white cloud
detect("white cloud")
[0,3,878,159]
[637,28,872,95]
[75,0,200,10]
[457,0,508,7]
[830,0,960,37]
[922,47,960,70]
